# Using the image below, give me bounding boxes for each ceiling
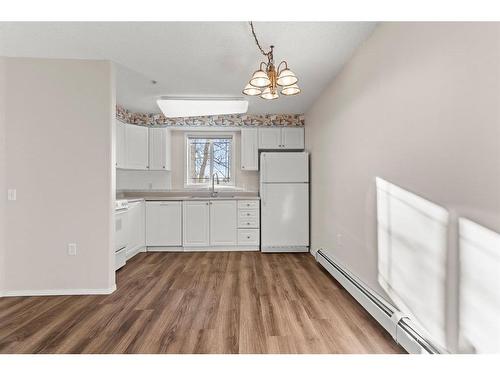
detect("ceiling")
[0,22,376,114]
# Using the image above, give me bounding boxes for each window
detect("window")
[186,135,233,187]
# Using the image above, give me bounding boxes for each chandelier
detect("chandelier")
[242,22,301,100]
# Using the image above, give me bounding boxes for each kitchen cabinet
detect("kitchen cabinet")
[127,201,146,259]
[116,120,126,168]
[209,200,237,246]
[149,128,171,171]
[240,128,259,171]
[146,201,182,247]
[258,128,282,149]
[281,128,305,149]
[258,127,304,150]
[237,200,260,247]
[183,201,210,247]
[125,124,149,170]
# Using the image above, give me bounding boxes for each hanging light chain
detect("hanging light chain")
[249,21,272,59]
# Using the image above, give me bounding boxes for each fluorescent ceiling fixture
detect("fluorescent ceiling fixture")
[156,97,248,117]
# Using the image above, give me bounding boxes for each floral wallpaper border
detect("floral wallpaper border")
[116,105,305,127]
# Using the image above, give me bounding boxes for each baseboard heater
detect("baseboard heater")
[315,249,441,354]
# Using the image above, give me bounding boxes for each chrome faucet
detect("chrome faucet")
[211,173,219,197]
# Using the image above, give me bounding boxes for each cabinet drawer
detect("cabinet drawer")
[238,209,259,219]
[238,218,259,228]
[238,229,259,245]
[238,200,259,210]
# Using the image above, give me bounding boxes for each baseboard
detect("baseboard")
[261,246,309,253]
[2,284,116,297]
[147,246,184,252]
[183,246,260,252]
[126,245,146,260]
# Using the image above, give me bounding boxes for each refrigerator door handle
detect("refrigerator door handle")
[261,184,266,206]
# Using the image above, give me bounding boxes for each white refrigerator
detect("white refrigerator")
[260,152,309,252]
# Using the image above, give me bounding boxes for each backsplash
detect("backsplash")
[116,105,305,127]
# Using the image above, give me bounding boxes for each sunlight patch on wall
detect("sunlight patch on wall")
[376,177,449,348]
[459,218,500,353]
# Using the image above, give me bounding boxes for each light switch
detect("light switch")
[7,189,16,201]
[68,243,77,256]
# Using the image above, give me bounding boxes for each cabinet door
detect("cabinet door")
[116,121,126,168]
[241,128,259,171]
[183,201,210,247]
[146,201,182,246]
[209,200,237,246]
[125,124,149,170]
[149,128,171,171]
[258,128,282,149]
[282,128,304,149]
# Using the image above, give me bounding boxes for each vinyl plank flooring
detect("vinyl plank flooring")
[0,252,404,354]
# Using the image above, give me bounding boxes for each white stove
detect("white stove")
[114,199,129,270]
[115,199,129,211]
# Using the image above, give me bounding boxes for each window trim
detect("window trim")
[183,132,236,189]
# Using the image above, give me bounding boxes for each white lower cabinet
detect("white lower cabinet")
[127,201,146,259]
[146,201,182,247]
[237,229,259,245]
[237,200,260,247]
[183,201,210,247]
[141,198,259,251]
[209,200,237,246]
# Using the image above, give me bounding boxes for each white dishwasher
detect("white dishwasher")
[115,200,129,270]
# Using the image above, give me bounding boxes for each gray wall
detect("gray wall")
[2,57,116,295]
[305,22,500,293]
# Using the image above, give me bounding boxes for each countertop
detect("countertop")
[117,191,260,202]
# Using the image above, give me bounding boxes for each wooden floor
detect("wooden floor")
[0,252,404,354]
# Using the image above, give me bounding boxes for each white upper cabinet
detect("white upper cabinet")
[183,201,210,247]
[258,127,304,150]
[149,128,171,171]
[258,128,282,149]
[209,200,237,246]
[125,124,149,170]
[281,128,305,149]
[116,121,127,168]
[146,201,182,247]
[240,128,259,171]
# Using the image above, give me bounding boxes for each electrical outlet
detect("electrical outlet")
[68,243,77,256]
[7,189,16,201]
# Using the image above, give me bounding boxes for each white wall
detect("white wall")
[2,57,115,295]
[116,169,172,191]
[305,22,500,351]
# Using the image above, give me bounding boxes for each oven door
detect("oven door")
[115,209,129,252]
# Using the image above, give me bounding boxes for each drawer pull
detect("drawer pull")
[247,235,251,239]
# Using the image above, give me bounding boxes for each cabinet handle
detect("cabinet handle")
[247,236,251,239]
[247,213,250,216]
